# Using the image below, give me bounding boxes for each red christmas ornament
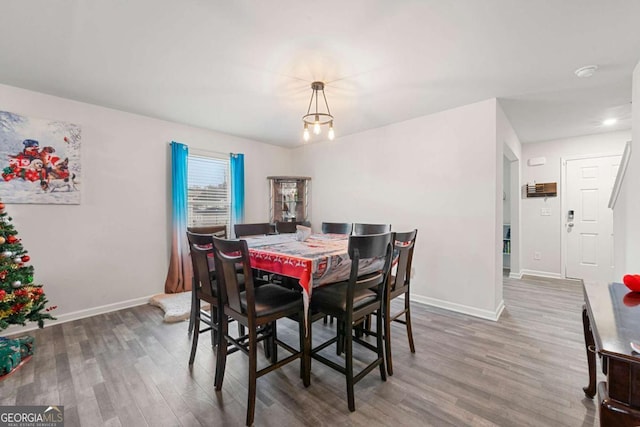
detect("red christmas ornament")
[0,202,4,209]
[21,255,30,262]
[6,235,18,244]
[64,137,68,142]
[0,270,6,280]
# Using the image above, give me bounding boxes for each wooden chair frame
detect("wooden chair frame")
[321,222,353,234]
[383,229,417,376]
[187,225,227,336]
[310,232,393,412]
[212,236,310,426]
[353,223,391,235]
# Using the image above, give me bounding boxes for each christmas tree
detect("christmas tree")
[0,199,56,330]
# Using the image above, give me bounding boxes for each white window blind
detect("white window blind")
[187,153,230,229]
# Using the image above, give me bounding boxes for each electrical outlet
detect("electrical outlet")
[541,208,551,216]
[534,251,541,260]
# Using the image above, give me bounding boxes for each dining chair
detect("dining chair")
[309,232,393,412]
[211,236,309,426]
[353,223,391,235]
[186,225,227,337]
[234,222,273,237]
[321,222,353,234]
[275,221,299,234]
[186,231,225,365]
[383,229,418,376]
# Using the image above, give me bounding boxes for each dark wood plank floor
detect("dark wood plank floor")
[0,275,600,426]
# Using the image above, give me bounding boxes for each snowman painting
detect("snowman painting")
[0,111,81,204]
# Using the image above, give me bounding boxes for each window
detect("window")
[187,153,230,229]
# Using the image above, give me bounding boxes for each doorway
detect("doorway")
[503,156,511,275]
[563,154,621,282]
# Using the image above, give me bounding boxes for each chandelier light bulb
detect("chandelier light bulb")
[303,125,310,141]
[328,122,335,140]
[313,116,321,135]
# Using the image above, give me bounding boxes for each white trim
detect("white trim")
[411,294,505,322]
[2,295,154,337]
[609,141,632,209]
[519,269,563,279]
[509,271,523,279]
[561,151,622,280]
[189,147,229,160]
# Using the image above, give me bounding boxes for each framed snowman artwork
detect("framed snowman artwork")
[0,110,81,204]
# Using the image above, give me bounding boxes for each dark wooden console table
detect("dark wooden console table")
[582,281,640,426]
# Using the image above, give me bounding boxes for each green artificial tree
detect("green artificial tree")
[0,198,56,331]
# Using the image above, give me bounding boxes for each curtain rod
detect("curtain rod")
[168,142,228,158]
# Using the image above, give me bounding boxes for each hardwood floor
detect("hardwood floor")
[0,275,600,426]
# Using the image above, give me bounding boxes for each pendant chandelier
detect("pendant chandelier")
[302,81,335,141]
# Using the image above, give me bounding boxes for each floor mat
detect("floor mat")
[149,292,209,323]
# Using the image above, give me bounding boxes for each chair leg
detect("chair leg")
[384,298,393,376]
[345,322,355,412]
[214,315,228,390]
[270,322,278,364]
[188,284,197,335]
[189,305,200,366]
[299,311,310,387]
[336,320,344,355]
[405,297,416,353]
[211,305,217,348]
[246,327,258,427]
[377,308,387,381]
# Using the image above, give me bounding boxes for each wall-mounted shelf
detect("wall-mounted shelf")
[503,224,511,269]
[525,182,557,198]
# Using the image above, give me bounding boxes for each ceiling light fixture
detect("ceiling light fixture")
[574,65,598,78]
[303,81,334,141]
[602,118,617,126]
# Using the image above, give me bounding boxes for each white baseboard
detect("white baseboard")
[2,294,155,337]
[411,294,505,322]
[509,271,523,279]
[519,269,563,280]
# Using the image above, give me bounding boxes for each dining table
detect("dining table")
[243,232,384,321]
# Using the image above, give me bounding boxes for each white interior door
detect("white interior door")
[565,155,621,282]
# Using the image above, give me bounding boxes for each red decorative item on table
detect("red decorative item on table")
[623,274,640,292]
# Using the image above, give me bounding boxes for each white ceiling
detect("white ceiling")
[1,1,639,147]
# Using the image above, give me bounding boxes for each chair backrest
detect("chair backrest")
[234,222,272,238]
[321,222,353,234]
[187,225,227,238]
[186,231,217,299]
[353,223,391,235]
[211,236,256,318]
[275,221,299,234]
[388,230,418,294]
[346,232,393,314]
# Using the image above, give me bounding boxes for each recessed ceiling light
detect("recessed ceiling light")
[602,118,617,126]
[575,65,598,78]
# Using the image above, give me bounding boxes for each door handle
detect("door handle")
[568,222,574,228]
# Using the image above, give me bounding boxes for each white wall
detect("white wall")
[497,102,522,305]
[1,83,293,334]
[503,158,511,223]
[291,99,505,320]
[614,61,640,279]
[521,131,629,278]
